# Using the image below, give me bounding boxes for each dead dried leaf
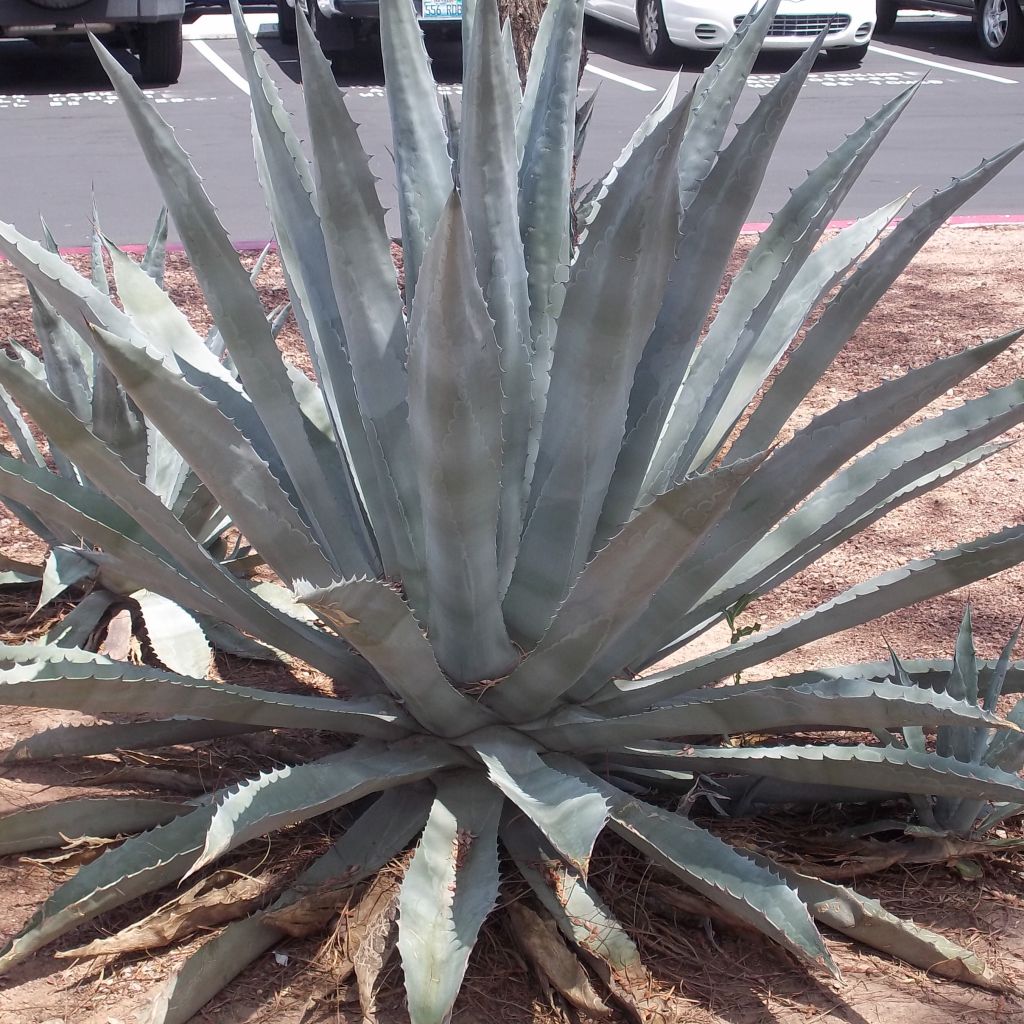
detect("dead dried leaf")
[77,765,206,794]
[99,608,133,661]
[57,863,279,958]
[299,873,401,1022]
[506,902,612,1020]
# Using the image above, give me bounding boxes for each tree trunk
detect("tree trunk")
[497,0,587,88]
[498,0,546,85]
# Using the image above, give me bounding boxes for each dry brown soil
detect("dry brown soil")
[0,227,1023,1024]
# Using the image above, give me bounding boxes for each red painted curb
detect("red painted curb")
[2,217,1023,260]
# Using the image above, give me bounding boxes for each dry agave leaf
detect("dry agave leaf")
[24,833,120,867]
[261,866,363,939]
[99,608,134,661]
[76,764,206,795]
[57,861,280,959]
[591,957,676,1024]
[351,878,399,1024]
[300,872,401,1023]
[506,902,613,1020]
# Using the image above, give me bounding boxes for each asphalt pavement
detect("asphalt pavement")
[1,9,1022,246]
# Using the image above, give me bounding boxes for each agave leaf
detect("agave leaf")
[0,379,47,470]
[398,773,502,1024]
[233,4,379,578]
[500,17,521,107]
[0,220,148,475]
[34,545,95,616]
[646,83,919,495]
[531,677,1016,751]
[517,0,584,356]
[732,140,1024,459]
[0,355,362,679]
[594,330,1024,689]
[1,717,258,763]
[134,589,214,678]
[0,798,219,975]
[408,195,517,680]
[697,195,910,473]
[469,730,607,875]
[91,37,372,583]
[678,0,781,209]
[0,658,412,737]
[601,522,1024,714]
[27,284,92,422]
[460,0,533,591]
[191,738,461,875]
[604,40,819,539]
[296,10,416,586]
[743,658,1024,696]
[573,86,598,167]
[698,381,1024,649]
[506,93,687,644]
[142,206,169,287]
[763,857,1010,991]
[102,237,229,382]
[502,811,642,971]
[983,694,1024,773]
[554,758,835,974]
[44,588,115,648]
[0,798,189,855]
[139,786,433,1024]
[378,0,452,303]
[486,455,764,720]
[577,76,682,239]
[89,198,108,293]
[651,441,1012,678]
[300,577,497,736]
[86,325,337,589]
[619,743,1024,805]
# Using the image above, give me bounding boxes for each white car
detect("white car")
[585,0,876,65]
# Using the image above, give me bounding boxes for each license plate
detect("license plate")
[421,0,462,19]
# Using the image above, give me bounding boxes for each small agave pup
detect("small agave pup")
[2,0,1024,1019]
[735,608,1024,881]
[0,204,284,675]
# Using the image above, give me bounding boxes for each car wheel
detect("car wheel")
[874,0,898,32]
[277,0,298,45]
[976,0,1024,59]
[831,41,870,63]
[138,19,183,85]
[638,0,680,65]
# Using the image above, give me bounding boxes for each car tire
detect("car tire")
[874,0,899,32]
[138,19,183,85]
[976,0,1024,59]
[831,41,870,63]
[277,0,298,45]
[638,0,680,65]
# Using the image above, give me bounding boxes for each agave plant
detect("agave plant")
[2,0,1024,1018]
[733,608,1024,881]
[0,206,286,673]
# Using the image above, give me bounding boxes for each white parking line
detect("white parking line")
[868,43,1018,84]
[190,39,251,94]
[584,63,657,92]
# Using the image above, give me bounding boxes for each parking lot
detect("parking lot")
[0,8,1022,245]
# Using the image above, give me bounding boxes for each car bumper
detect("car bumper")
[665,4,874,50]
[0,0,182,32]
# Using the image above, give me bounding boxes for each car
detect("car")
[585,0,876,65]
[277,0,460,55]
[875,0,1023,59]
[0,0,185,83]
